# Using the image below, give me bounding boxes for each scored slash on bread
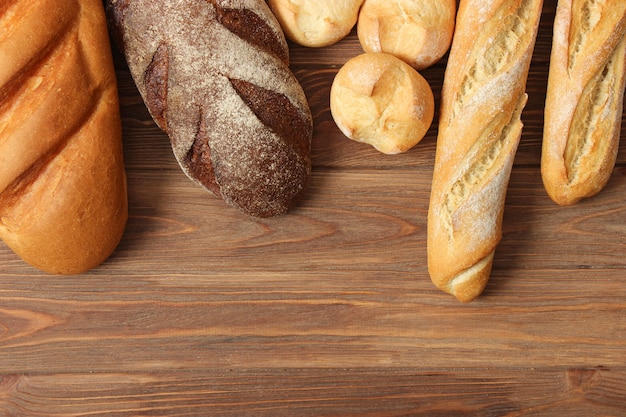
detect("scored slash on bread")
[541,0,626,206]
[427,0,543,302]
[106,0,313,218]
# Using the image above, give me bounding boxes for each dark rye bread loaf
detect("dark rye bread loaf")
[106,0,313,217]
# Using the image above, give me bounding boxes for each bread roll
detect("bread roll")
[0,0,128,274]
[268,0,364,47]
[330,52,434,155]
[541,0,626,206]
[357,0,456,70]
[106,0,313,218]
[427,0,543,302]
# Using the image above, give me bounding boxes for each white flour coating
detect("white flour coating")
[543,0,626,197]
[428,0,542,290]
[124,0,308,142]
[565,34,625,183]
[119,0,312,215]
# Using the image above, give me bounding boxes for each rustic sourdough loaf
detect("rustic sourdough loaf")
[541,0,626,205]
[106,0,313,217]
[0,0,128,274]
[427,0,543,302]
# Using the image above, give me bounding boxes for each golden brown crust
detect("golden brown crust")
[268,0,364,48]
[0,0,128,274]
[357,0,456,70]
[541,0,626,206]
[106,0,313,218]
[427,0,543,302]
[329,52,434,155]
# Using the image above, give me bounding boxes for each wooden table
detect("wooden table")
[2,1,625,415]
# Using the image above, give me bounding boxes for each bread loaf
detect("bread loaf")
[357,0,456,70]
[0,0,128,274]
[106,0,313,218]
[427,0,543,302]
[541,0,626,206]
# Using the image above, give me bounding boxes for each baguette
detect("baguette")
[106,0,313,218]
[541,0,626,206]
[0,0,128,274]
[427,0,543,302]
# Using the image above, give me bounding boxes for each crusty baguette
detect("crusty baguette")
[541,0,626,206]
[0,0,128,274]
[106,0,313,218]
[427,0,543,302]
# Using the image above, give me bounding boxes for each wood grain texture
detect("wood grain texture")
[1,369,626,416]
[1,0,626,415]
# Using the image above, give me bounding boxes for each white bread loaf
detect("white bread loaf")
[427,0,543,302]
[541,0,626,206]
[0,0,128,274]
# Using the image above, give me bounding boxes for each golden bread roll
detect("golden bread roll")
[541,0,626,205]
[357,0,456,70]
[0,0,128,274]
[330,52,434,155]
[427,0,543,302]
[268,0,364,47]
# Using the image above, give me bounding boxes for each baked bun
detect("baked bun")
[357,0,456,70]
[268,0,364,47]
[0,0,128,274]
[330,52,434,155]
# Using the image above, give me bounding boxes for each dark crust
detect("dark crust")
[104,0,130,52]
[184,110,221,198]
[228,78,312,158]
[211,1,289,65]
[104,0,312,217]
[143,43,169,131]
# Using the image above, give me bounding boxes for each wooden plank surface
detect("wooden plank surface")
[2,0,626,415]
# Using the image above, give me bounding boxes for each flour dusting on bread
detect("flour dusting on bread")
[106,0,313,217]
[541,0,626,205]
[427,0,543,302]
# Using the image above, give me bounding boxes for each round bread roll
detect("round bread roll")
[330,52,434,155]
[268,0,364,47]
[357,0,456,70]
